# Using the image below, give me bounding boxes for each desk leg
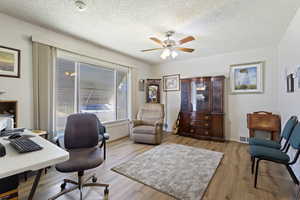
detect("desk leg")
[28,169,43,200]
[104,141,106,160]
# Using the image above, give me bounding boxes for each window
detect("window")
[54,55,129,134]
[79,63,115,122]
[55,58,76,134]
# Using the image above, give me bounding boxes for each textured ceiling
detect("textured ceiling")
[0,0,299,64]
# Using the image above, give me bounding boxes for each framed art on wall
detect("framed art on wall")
[163,74,180,91]
[287,73,294,93]
[296,66,300,90]
[145,79,161,103]
[230,61,264,94]
[0,45,20,78]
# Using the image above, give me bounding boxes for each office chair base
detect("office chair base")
[49,172,109,200]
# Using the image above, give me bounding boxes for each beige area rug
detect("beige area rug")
[111,144,223,200]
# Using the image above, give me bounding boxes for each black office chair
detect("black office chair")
[54,119,109,160]
[49,113,109,200]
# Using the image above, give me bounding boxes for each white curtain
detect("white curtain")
[32,42,56,135]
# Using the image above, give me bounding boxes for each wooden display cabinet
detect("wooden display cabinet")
[178,76,225,141]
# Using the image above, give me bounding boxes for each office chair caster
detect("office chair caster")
[60,182,66,191]
[104,187,109,200]
[92,176,97,183]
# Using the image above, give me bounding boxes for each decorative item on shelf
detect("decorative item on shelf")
[138,79,145,91]
[287,73,294,93]
[230,61,264,94]
[163,74,180,91]
[145,79,161,103]
[0,46,20,78]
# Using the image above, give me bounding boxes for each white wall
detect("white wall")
[0,13,152,140]
[278,8,300,178]
[153,47,279,141]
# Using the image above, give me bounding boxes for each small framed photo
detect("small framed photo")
[296,66,300,90]
[0,45,20,78]
[230,61,264,94]
[163,74,180,91]
[287,73,294,93]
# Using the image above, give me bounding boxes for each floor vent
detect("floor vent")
[240,136,249,143]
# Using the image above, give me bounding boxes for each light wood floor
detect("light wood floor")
[19,134,299,200]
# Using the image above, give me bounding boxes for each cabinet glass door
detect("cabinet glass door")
[191,78,210,112]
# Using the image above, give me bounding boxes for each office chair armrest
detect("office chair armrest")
[99,125,106,136]
[52,135,65,148]
[99,133,109,148]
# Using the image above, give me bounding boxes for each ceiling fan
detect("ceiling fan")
[141,31,195,59]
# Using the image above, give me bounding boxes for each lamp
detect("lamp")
[171,50,178,58]
[160,48,178,60]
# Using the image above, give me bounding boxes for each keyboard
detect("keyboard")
[10,138,43,153]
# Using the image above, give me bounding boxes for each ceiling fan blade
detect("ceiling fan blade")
[178,36,195,45]
[141,48,163,52]
[176,47,195,53]
[149,37,164,46]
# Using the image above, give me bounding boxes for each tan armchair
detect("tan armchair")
[130,103,165,144]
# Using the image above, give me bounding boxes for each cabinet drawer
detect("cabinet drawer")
[190,113,211,120]
[189,127,211,136]
[190,120,211,128]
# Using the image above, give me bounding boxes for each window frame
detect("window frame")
[54,52,130,134]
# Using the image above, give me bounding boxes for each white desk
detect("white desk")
[0,130,69,200]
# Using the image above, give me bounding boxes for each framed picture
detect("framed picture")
[296,66,300,90]
[163,74,180,91]
[0,45,20,78]
[139,79,145,91]
[287,73,294,93]
[230,61,264,94]
[146,79,161,103]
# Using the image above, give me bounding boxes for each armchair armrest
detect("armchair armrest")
[154,120,163,127]
[130,120,143,127]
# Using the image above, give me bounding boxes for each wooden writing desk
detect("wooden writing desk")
[247,111,281,141]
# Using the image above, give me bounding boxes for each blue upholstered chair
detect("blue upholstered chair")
[249,116,298,150]
[249,122,300,188]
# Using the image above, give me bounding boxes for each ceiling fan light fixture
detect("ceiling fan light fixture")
[162,48,171,57]
[171,50,178,58]
[160,53,167,60]
[160,48,171,59]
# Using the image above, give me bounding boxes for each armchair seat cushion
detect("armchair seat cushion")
[132,125,156,135]
[249,145,290,163]
[249,138,281,149]
[56,147,103,173]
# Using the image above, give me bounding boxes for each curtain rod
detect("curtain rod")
[32,36,133,69]
[58,48,132,69]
